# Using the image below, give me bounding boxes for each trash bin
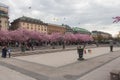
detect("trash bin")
[77,46,84,60]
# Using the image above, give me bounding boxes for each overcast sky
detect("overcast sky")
[1,0,120,36]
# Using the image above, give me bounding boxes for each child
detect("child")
[7,48,11,58]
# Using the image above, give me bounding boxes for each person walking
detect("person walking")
[96,41,99,47]
[21,42,26,53]
[62,41,65,49]
[7,47,11,58]
[110,40,114,52]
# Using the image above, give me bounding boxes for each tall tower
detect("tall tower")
[0,2,9,30]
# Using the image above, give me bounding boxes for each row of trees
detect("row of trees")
[0,29,93,46]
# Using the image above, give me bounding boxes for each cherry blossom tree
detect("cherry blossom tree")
[10,29,29,42]
[113,16,120,23]
[49,33,63,42]
[75,34,93,42]
[0,28,94,46]
[63,33,77,43]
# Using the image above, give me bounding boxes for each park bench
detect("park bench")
[110,70,120,80]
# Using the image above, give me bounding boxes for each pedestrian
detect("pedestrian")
[96,41,99,47]
[110,40,113,52]
[1,46,8,58]
[62,41,65,49]
[15,42,19,47]
[21,42,26,53]
[116,42,120,47]
[7,47,11,58]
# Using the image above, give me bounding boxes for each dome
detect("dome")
[72,27,91,34]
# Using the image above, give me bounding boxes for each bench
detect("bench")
[110,70,120,80]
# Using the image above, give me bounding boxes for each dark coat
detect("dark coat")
[2,47,7,58]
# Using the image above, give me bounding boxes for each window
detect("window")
[27,26,29,29]
[41,28,43,31]
[31,27,33,29]
[35,26,36,30]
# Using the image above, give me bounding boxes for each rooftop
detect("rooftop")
[47,23,65,28]
[13,16,45,24]
[0,2,8,8]
[72,27,91,34]
[92,30,112,35]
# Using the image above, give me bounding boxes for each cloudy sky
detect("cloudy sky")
[1,0,120,36]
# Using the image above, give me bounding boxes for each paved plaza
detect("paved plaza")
[0,65,36,80]
[15,47,120,67]
[0,46,120,80]
[77,57,120,80]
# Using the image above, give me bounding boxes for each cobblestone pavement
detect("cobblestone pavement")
[0,46,120,80]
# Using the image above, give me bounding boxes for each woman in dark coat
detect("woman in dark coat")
[1,46,7,58]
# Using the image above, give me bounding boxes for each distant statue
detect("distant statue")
[77,45,85,60]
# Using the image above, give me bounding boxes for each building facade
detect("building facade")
[0,2,9,30]
[11,16,66,34]
[117,31,120,38]
[47,23,66,34]
[61,24,73,33]
[11,16,48,33]
[92,31,112,41]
